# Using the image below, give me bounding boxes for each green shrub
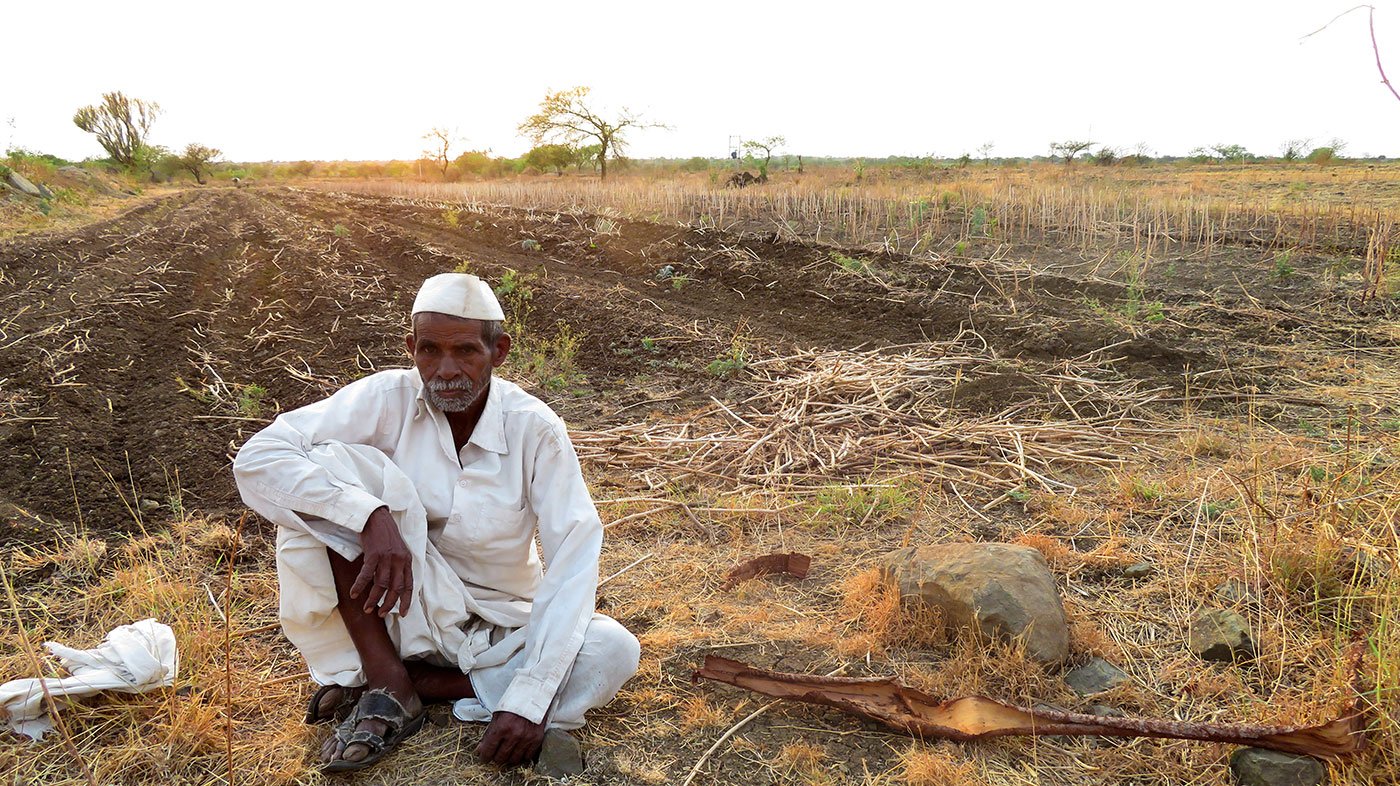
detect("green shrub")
[830,251,868,274]
[1306,147,1339,165]
[705,337,749,377]
[238,384,268,418]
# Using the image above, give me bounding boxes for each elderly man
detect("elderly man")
[233,273,639,773]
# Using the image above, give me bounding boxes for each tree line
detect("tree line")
[60,89,1367,187]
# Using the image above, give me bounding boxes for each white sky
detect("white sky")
[6,1,1399,161]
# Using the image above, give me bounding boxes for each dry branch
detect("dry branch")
[694,655,1368,759]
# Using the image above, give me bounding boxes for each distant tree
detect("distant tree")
[147,146,181,182]
[740,135,786,180]
[422,127,459,179]
[680,156,711,173]
[177,143,221,184]
[1049,140,1095,164]
[351,161,386,178]
[573,143,603,173]
[1306,138,1348,164]
[452,150,497,178]
[1124,142,1154,165]
[1210,143,1250,162]
[1281,138,1312,161]
[522,143,574,175]
[978,142,995,165]
[518,86,663,179]
[72,91,161,169]
[288,160,316,177]
[1091,146,1118,166]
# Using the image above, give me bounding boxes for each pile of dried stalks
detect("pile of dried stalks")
[576,335,1173,493]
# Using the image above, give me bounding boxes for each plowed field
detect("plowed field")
[1,186,1395,785]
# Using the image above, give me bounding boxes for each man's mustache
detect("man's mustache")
[428,378,474,393]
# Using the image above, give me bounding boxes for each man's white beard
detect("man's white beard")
[426,377,476,412]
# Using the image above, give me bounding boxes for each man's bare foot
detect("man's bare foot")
[306,684,365,724]
[319,682,423,766]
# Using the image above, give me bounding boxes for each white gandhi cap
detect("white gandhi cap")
[411,273,505,321]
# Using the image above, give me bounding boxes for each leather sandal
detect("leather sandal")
[322,688,427,773]
[304,684,365,725]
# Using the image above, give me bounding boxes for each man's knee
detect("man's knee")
[581,615,641,683]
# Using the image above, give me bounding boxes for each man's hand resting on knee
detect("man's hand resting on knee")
[351,506,413,617]
[477,711,548,767]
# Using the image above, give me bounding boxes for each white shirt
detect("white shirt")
[232,369,603,723]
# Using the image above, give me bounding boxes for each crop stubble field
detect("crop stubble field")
[0,173,1396,785]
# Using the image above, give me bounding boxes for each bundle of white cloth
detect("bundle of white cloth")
[0,619,178,739]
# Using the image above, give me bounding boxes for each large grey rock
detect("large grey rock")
[1064,657,1131,696]
[1229,748,1326,786]
[1189,608,1255,662]
[882,542,1069,664]
[36,182,54,200]
[535,728,585,778]
[5,170,41,198]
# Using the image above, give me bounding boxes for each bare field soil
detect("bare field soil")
[0,186,1396,785]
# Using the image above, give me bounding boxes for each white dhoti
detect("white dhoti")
[271,442,638,729]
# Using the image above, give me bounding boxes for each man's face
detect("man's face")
[406,313,510,413]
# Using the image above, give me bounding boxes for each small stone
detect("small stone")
[1216,578,1254,605]
[1064,657,1131,696]
[1189,608,1255,662]
[535,728,585,778]
[1121,561,1154,580]
[1086,704,1125,718]
[521,239,542,251]
[654,264,675,282]
[139,498,162,513]
[1229,747,1327,786]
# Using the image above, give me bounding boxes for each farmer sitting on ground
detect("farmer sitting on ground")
[233,273,639,772]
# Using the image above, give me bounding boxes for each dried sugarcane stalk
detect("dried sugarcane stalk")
[694,655,1367,759]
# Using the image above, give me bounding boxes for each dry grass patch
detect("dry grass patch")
[898,742,987,786]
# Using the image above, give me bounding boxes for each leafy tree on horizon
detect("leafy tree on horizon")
[1049,140,1095,164]
[741,135,786,180]
[522,143,574,175]
[72,91,161,169]
[177,143,221,184]
[518,86,664,179]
